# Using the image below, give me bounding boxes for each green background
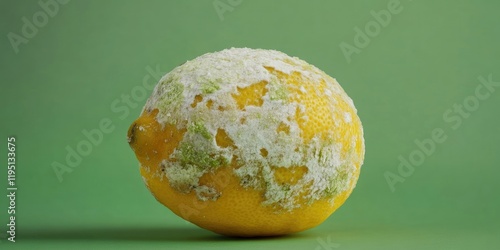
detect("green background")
[1,0,499,249]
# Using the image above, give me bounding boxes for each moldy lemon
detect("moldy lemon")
[127,48,365,237]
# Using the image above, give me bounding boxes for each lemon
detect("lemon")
[127,48,365,237]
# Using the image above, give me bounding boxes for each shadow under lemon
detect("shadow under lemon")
[20,226,313,242]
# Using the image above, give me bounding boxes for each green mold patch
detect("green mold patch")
[323,164,351,198]
[160,81,184,107]
[201,80,221,94]
[188,121,212,140]
[154,80,185,125]
[161,162,203,193]
[176,142,228,169]
[268,80,289,101]
[163,139,229,200]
